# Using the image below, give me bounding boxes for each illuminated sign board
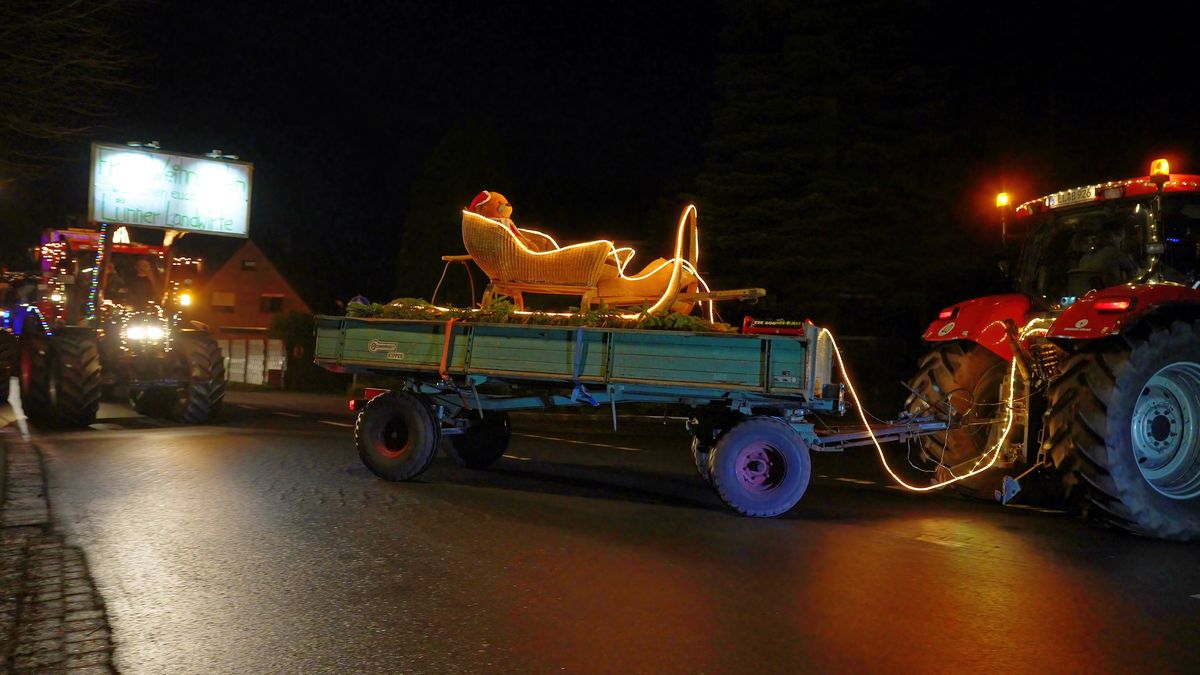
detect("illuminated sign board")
[89,142,252,238]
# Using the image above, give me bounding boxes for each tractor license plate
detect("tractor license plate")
[1045,186,1096,208]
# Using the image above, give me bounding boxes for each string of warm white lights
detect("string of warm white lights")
[470,205,716,320]
[822,326,1020,492]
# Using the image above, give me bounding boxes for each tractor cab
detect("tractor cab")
[38,227,199,325]
[1010,174,1200,310]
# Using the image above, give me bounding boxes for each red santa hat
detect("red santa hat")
[469,190,492,212]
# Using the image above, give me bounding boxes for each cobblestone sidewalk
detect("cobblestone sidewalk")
[2,432,115,673]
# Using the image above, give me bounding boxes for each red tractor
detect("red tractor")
[906,159,1200,539]
[9,225,224,427]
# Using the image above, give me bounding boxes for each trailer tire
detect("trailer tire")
[356,391,441,481]
[1045,321,1200,540]
[691,437,713,485]
[904,342,1007,471]
[708,417,811,517]
[443,410,511,469]
[166,333,225,423]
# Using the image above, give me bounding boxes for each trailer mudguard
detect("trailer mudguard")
[1048,283,1200,339]
[920,293,1030,361]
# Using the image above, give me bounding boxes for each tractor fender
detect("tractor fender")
[921,293,1030,361]
[1048,283,1200,339]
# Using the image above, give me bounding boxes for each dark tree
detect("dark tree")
[696,0,992,335]
[394,120,511,305]
[0,0,138,183]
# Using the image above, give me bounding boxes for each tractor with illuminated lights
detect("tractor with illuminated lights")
[10,226,223,426]
[905,159,1200,539]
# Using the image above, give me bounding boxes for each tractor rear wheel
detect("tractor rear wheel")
[904,342,1008,471]
[1044,321,1200,540]
[166,333,226,423]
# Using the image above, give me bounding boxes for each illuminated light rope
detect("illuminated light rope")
[821,320,1040,492]
[467,205,716,320]
[22,304,53,337]
[85,222,109,323]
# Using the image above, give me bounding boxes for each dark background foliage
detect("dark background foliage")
[3,0,1198,403]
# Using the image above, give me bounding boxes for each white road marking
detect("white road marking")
[318,420,354,428]
[915,534,965,548]
[834,477,876,485]
[514,432,642,453]
[1005,504,1066,514]
[238,404,258,409]
[885,485,908,491]
[273,412,302,418]
[817,474,829,478]
[1191,594,1200,600]
[502,454,531,461]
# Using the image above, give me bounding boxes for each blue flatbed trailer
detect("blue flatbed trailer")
[313,315,943,516]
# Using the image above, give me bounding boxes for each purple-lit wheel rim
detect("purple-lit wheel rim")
[735,442,786,493]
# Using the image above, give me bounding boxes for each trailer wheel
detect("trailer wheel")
[165,333,226,423]
[905,342,1007,470]
[707,417,811,517]
[355,391,441,481]
[443,410,511,468]
[1045,321,1200,540]
[691,437,713,485]
[688,412,738,485]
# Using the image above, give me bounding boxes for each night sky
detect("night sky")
[5,0,1200,316]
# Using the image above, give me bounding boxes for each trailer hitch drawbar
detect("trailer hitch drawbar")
[813,416,948,451]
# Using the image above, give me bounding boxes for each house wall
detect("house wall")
[188,240,311,342]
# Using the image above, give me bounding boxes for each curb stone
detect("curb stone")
[1,430,116,673]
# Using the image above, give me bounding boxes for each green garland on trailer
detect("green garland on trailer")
[345,298,739,333]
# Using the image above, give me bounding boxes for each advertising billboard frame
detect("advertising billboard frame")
[88,142,253,239]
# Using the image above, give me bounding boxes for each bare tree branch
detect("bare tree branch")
[0,0,142,181]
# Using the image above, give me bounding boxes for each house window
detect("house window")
[212,291,235,313]
[241,259,257,271]
[260,294,284,313]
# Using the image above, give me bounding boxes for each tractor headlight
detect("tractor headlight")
[178,292,192,307]
[125,323,165,341]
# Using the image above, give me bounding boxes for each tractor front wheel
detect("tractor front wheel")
[19,330,101,428]
[165,333,226,423]
[0,330,16,380]
[904,342,1008,471]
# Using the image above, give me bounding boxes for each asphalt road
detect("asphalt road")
[8,390,1200,673]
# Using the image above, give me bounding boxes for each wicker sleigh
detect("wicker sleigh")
[459,208,701,313]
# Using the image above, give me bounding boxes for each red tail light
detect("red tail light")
[938,307,959,320]
[1094,297,1134,312]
